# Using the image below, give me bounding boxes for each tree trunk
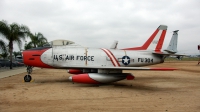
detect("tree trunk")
[9,41,13,69]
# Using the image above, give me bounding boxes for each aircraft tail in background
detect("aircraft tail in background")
[165,30,179,53]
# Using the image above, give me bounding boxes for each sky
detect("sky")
[0,0,200,54]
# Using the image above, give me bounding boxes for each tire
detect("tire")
[24,75,32,82]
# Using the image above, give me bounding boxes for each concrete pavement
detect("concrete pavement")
[0,67,40,79]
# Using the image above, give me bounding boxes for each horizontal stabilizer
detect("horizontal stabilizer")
[153,52,185,56]
[170,53,185,56]
[153,52,171,55]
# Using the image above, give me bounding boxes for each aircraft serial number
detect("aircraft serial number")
[138,58,153,63]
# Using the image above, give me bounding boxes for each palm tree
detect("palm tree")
[0,20,29,69]
[24,42,33,50]
[28,32,47,48]
[1,50,9,59]
[0,39,6,53]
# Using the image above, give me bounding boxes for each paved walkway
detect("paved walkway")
[0,67,40,79]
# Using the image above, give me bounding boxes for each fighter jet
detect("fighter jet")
[23,25,177,84]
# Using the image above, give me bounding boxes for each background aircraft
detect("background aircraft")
[23,25,178,84]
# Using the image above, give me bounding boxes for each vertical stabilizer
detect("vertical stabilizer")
[165,30,179,53]
[110,41,118,49]
[122,25,168,52]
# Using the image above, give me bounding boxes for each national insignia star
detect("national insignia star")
[123,57,130,64]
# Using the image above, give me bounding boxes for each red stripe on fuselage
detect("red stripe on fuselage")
[101,48,116,66]
[106,49,120,66]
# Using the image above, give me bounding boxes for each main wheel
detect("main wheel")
[24,75,32,82]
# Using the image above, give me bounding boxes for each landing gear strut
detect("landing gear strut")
[27,66,33,74]
[24,66,33,82]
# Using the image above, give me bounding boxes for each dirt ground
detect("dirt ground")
[0,61,200,112]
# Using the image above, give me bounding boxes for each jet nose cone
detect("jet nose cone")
[68,76,72,81]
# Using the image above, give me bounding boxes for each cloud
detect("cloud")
[0,0,200,54]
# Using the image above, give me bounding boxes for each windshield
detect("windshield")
[43,40,75,47]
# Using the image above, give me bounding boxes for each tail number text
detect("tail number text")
[138,58,153,63]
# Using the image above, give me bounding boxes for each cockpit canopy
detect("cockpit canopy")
[43,39,76,47]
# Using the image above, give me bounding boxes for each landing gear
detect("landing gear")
[27,66,33,74]
[24,75,32,82]
[24,66,33,82]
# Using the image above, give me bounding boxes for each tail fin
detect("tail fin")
[164,30,179,53]
[122,25,168,52]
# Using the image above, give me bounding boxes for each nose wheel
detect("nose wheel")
[24,75,32,82]
[24,66,33,82]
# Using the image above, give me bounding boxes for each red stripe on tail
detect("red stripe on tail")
[155,30,166,52]
[122,29,159,50]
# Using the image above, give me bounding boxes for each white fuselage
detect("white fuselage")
[40,46,163,68]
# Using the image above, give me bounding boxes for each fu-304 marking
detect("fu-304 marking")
[138,58,153,63]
